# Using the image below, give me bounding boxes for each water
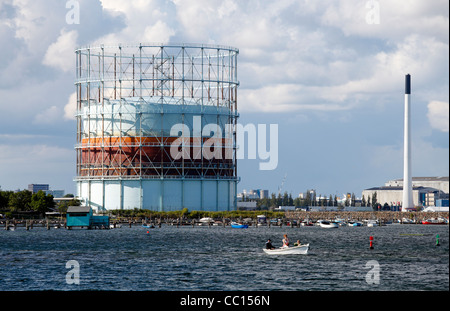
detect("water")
[0,224,448,291]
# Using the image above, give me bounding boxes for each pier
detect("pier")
[2,211,447,230]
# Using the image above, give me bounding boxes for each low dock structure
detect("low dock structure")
[66,206,110,229]
[1,211,447,230]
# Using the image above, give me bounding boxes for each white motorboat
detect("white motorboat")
[301,220,313,226]
[367,220,378,227]
[334,218,347,226]
[348,221,363,227]
[263,244,309,255]
[401,218,414,224]
[199,217,214,223]
[318,220,339,228]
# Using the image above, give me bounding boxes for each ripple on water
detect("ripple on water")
[0,224,448,291]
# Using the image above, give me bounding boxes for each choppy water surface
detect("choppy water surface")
[0,224,448,291]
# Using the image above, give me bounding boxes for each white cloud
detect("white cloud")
[10,0,66,54]
[1,0,448,194]
[143,20,175,43]
[427,101,449,132]
[64,92,77,120]
[43,29,78,72]
[33,105,61,124]
[238,32,448,113]
[96,0,175,44]
[321,0,449,44]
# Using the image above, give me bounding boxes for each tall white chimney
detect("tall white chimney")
[402,74,413,211]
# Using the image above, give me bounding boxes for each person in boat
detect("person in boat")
[282,234,290,248]
[265,239,275,250]
[294,240,301,246]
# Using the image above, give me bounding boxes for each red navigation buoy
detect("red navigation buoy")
[369,236,374,249]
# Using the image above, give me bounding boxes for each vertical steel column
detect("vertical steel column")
[139,45,143,178]
[101,46,105,180]
[118,45,123,179]
[160,46,164,178]
[87,48,91,181]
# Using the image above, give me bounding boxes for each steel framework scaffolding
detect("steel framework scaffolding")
[75,44,239,184]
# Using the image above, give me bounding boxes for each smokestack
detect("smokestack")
[402,74,413,211]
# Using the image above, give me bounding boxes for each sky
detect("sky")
[0,0,448,199]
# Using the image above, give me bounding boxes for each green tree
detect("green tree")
[30,191,55,215]
[257,198,270,210]
[304,190,311,207]
[57,198,81,213]
[8,190,32,211]
[181,207,189,217]
[371,192,378,209]
[282,192,289,206]
[288,193,294,206]
[0,191,13,209]
[345,196,350,207]
[277,193,283,207]
[270,193,277,209]
[361,195,366,207]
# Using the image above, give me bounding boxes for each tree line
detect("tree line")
[0,190,80,217]
[242,190,384,211]
[109,208,285,220]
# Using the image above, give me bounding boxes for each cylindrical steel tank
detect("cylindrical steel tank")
[75,44,239,211]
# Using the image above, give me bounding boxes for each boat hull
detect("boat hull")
[348,222,363,227]
[263,244,309,255]
[319,222,339,228]
[421,221,446,225]
[231,223,248,229]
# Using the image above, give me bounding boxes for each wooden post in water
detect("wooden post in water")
[26,220,29,230]
[5,220,9,230]
[46,219,50,230]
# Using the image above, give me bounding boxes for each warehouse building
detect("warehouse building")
[385,177,449,194]
[362,177,449,208]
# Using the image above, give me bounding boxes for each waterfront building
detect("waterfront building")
[74,44,239,212]
[28,184,49,193]
[237,189,269,201]
[44,190,65,198]
[363,176,449,208]
[66,206,110,229]
[385,177,449,194]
